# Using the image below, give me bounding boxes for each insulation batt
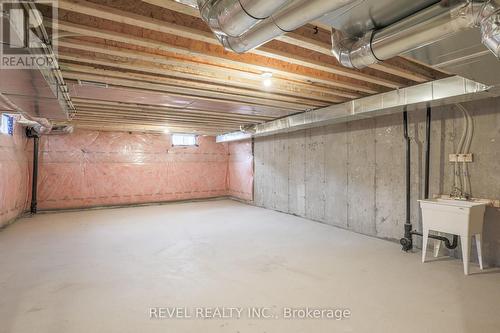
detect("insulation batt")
[0,123,30,227]
[37,130,253,210]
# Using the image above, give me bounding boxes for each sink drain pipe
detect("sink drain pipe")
[400,106,458,252]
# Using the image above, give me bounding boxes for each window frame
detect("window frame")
[171,133,198,147]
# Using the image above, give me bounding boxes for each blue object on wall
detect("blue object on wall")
[1,114,15,136]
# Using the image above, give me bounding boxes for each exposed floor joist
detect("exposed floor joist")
[50,20,385,94]
[40,0,449,134]
[137,0,446,82]
[66,97,273,134]
[58,40,357,101]
[56,0,423,89]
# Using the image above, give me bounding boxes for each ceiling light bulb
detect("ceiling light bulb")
[261,72,273,79]
[263,78,272,87]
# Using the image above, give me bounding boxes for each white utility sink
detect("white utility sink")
[419,199,487,275]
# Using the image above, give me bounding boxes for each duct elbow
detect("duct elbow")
[482,30,500,58]
[349,33,379,69]
[217,35,246,53]
[219,20,286,53]
[331,30,378,69]
[331,30,355,68]
[332,48,355,68]
[198,0,291,38]
[198,0,256,37]
[479,2,500,58]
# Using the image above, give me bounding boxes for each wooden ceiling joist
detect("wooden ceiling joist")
[58,40,357,101]
[50,20,385,94]
[70,98,276,121]
[73,110,255,126]
[141,0,200,17]
[63,71,326,109]
[70,104,273,122]
[56,0,416,89]
[60,60,317,111]
[40,0,448,134]
[137,0,445,82]
[71,122,224,135]
[71,116,239,130]
[73,110,266,127]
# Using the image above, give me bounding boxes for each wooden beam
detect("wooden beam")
[142,0,330,34]
[59,53,312,112]
[71,103,274,121]
[310,21,333,32]
[51,19,382,94]
[254,43,408,89]
[70,120,231,134]
[141,0,200,17]
[138,0,445,83]
[71,98,276,120]
[58,40,354,102]
[384,57,449,81]
[74,110,255,126]
[58,0,215,44]
[61,62,321,110]
[69,121,225,135]
[56,0,408,88]
[70,116,239,130]
[48,0,447,134]
[73,108,268,125]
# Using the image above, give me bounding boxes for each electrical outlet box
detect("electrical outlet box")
[449,153,473,163]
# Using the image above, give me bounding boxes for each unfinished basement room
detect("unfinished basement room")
[1,0,500,332]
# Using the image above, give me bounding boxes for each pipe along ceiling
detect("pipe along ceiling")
[331,0,500,69]
[199,0,500,68]
[199,0,355,52]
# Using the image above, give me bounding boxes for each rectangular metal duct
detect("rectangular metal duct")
[215,131,252,143]
[216,76,493,142]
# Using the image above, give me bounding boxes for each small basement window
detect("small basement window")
[172,133,198,147]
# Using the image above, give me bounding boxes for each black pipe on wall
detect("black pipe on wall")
[26,128,40,214]
[400,106,458,251]
[402,110,412,249]
[424,105,431,199]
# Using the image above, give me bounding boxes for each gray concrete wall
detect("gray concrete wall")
[253,97,500,265]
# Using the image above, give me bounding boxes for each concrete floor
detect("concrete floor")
[0,200,499,333]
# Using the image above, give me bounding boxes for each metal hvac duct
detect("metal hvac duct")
[215,0,355,53]
[197,0,292,38]
[331,0,500,69]
[215,76,491,142]
[481,0,500,56]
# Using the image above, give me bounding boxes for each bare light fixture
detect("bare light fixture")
[261,72,273,88]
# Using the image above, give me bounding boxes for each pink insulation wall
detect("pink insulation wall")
[38,130,231,210]
[227,140,253,201]
[0,123,30,227]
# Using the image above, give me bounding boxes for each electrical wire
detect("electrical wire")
[451,104,468,198]
[457,103,474,198]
